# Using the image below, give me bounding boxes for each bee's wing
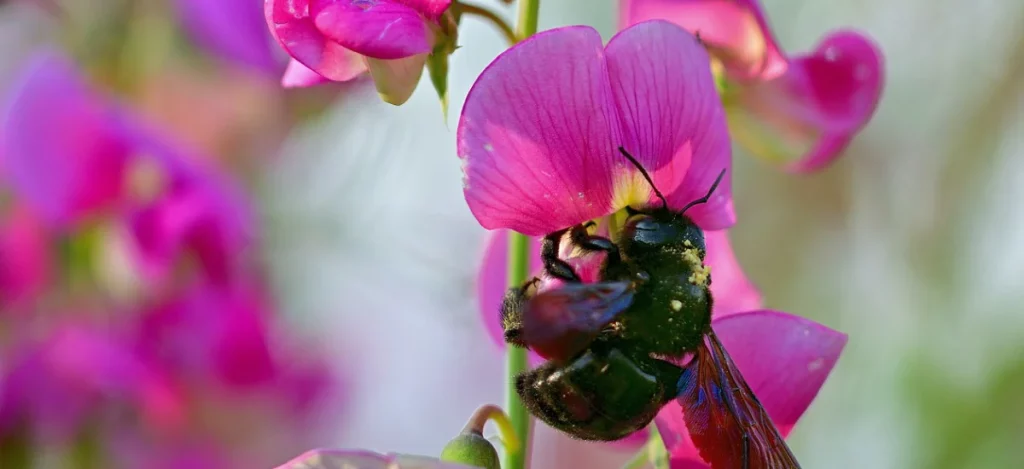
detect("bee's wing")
[676,331,801,469]
[521,281,634,362]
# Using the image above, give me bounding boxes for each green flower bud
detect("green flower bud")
[439,430,500,469]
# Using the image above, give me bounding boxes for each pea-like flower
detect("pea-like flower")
[459,21,734,235]
[460,21,847,466]
[265,0,454,105]
[2,51,253,285]
[620,0,885,172]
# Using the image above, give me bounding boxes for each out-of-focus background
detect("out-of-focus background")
[0,0,1021,468]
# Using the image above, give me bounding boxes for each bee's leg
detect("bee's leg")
[541,228,582,282]
[499,277,540,347]
[568,223,621,265]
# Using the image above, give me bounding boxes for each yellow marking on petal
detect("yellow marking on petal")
[611,169,654,212]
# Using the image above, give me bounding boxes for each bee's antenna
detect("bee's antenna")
[680,169,727,214]
[618,146,668,210]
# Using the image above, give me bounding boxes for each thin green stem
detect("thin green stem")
[504,231,531,469]
[515,0,541,40]
[456,2,517,46]
[505,3,540,469]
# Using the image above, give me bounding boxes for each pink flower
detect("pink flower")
[0,324,185,444]
[0,206,52,312]
[620,0,885,172]
[461,21,847,464]
[1,51,254,285]
[459,21,734,236]
[265,0,453,104]
[275,449,476,469]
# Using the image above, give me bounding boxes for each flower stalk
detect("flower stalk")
[504,2,541,467]
[504,230,531,469]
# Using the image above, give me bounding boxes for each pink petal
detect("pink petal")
[399,0,452,21]
[365,53,428,105]
[276,449,475,469]
[2,52,129,227]
[726,30,883,172]
[604,20,733,229]
[619,0,787,81]
[265,0,375,81]
[458,26,625,235]
[704,230,761,316]
[174,0,281,73]
[655,310,846,463]
[282,57,363,88]
[314,0,434,60]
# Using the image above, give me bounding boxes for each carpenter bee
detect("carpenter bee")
[500,147,800,468]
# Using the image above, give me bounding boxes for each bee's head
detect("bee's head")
[620,208,706,254]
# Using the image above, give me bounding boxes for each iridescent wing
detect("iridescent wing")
[676,331,801,469]
[521,281,634,363]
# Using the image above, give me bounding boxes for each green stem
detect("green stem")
[504,232,531,469]
[504,3,540,468]
[456,2,518,46]
[515,0,541,40]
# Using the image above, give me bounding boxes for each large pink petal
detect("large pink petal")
[458,26,623,235]
[2,52,129,227]
[655,310,846,464]
[726,30,884,172]
[605,20,733,229]
[704,230,761,316]
[314,0,433,60]
[619,0,787,81]
[265,0,373,81]
[282,55,364,88]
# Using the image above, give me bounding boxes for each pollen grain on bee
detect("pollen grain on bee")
[670,299,683,311]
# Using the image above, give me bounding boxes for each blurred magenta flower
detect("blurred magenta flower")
[620,0,884,172]
[276,449,476,469]
[2,51,254,285]
[135,283,334,416]
[174,0,282,73]
[458,21,733,236]
[656,310,846,467]
[0,324,185,445]
[265,0,453,104]
[0,206,51,311]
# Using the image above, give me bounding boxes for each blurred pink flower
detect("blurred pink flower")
[0,207,51,311]
[458,21,733,236]
[1,51,254,285]
[656,310,846,468]
[275,449,476,469]
[0,324,185,445]
[264,0,453,104]
[135,283,334,416]
[620,0,884,172]
[173,0,282,73]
